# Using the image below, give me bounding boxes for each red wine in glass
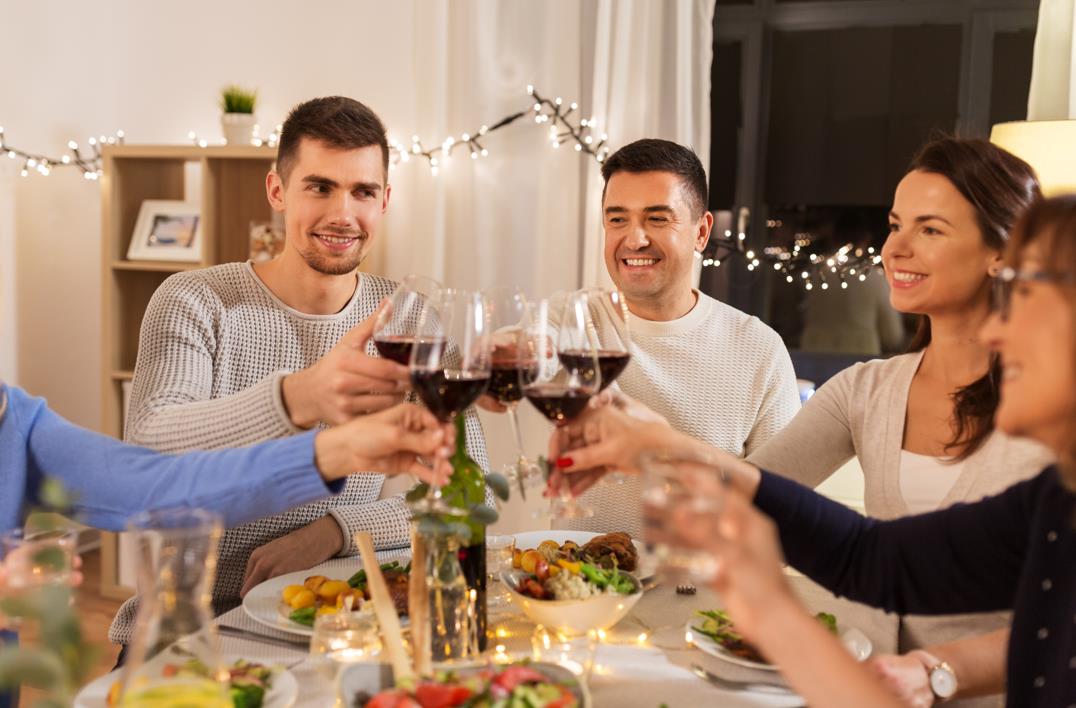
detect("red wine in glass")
[374,335,418,365]
[558,349,631,391]
[524,384,593,423]
[410,370,491,421]
[488,362,534,405]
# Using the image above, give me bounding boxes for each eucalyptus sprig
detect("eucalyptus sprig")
[407,470,510,543]
[0,479,97,707]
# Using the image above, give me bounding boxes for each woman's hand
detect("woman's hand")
[314,403,454,486]
[671,483,794,638]
[867,652,936,707]
[545,403,673,496]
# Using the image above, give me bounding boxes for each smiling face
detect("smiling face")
[266,137,390,276]
[881,170,1002,317]
[980,243,1076,452]
[601,171,711,316]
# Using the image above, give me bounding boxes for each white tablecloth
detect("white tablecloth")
[210,552,899,707]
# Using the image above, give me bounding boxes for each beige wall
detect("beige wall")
[3,0,422,428]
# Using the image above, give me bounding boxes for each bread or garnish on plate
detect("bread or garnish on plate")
[581,532,638,572]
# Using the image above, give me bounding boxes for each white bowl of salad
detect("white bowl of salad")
[501,558,642,635]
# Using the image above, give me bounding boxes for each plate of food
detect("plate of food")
[686,608,872,672]
[510,530,656,581]
[74,656,298,708]
[242,560,410,637]
[343,660,589,707]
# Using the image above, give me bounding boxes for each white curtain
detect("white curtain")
[372,0,713,295]
[1028,0,1076,120]
[580,0,715,287]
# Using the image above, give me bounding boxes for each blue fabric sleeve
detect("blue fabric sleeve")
[754,467,1043,615]
[11,385,343,531]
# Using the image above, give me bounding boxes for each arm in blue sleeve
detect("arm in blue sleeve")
[19,389,342,531]
[754,468,1042,615]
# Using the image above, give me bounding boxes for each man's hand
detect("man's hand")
[240,517,344,597]
[281,302,410,428]
[315,403,454,486]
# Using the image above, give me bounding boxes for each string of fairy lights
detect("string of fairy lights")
[703,227,884,290]
[1,85,878,289]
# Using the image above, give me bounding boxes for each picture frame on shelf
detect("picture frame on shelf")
[127,200,202,262]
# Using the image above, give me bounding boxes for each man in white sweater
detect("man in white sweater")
[109,97,488,645]
[564,139,799,535]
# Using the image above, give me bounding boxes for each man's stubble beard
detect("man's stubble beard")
[300,237,370,276]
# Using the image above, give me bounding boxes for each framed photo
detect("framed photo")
[127,200,202,262]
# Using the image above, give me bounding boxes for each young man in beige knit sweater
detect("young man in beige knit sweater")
[562,139,799,535]
[109,97,488,647]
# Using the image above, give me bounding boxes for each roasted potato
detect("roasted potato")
[303,575,329,593]
[288,588,316,610]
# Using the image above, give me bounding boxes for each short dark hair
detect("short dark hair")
[600,138,708,218]
[276,96,389,183]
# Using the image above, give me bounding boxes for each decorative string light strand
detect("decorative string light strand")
[702,228,885,290]
[0,127,122,179]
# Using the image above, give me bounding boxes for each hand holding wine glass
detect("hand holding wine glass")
[408,289,492,515]
[521,292,601,519]
[372,275,442,365]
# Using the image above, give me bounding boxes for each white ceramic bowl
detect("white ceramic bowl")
[501,569,643,635]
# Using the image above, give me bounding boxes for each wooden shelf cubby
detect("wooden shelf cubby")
[98,144,276,598]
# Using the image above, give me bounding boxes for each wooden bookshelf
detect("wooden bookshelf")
[98,144,277,598]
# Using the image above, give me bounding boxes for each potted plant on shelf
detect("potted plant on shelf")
[219,85,258,146]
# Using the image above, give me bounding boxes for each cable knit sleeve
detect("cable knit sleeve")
[742,327,802,455]
[125,273,301,452]
[747,362,859,488]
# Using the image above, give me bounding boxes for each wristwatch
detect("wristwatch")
[919,652,958,701]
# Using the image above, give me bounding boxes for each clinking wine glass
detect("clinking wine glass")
[579,287,634,485]
[639,454,723,585]
[408,288,492,516]
[521,292,600,519]
[485,287,544,498]
[372,274,442,365]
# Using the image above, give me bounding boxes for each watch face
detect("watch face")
[930,665,958,698]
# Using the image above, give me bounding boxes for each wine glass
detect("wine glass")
[409,288,492,515]
[580,287,633,484]
[521,292,600,519]
[310,611,382,708]
[372,275,442,365]
[639,454,723,584]
[579,287,632,392]
[485,287,544,498]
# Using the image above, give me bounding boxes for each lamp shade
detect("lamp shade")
[990,120,1076,197]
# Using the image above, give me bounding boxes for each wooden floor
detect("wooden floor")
[17,548,125,706]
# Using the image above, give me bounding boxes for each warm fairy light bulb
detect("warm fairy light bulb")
[20,169,28,177]
[68,140,78,150]
[773,263,782,270]
[61,155,70,164]
[26,158,36,167]
[533,103,542,112]
[859,274,867,281]
[470,151,478,159]
[786,275,794,283]
[198,139,208,148]
[821,282,829,289]
[555,97,562,105]
[116,129,124,139]
[527,84,535,95]
[584,136,593,144]
[580,119,588,127]
[805,282,813,290]
[574,144,582,151]
[570,102,578,110]
[480,148,488,156]
[841,281,849,289]
[746,250,755,259]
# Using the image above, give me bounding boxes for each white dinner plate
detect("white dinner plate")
[510,530,657,581]
[686,617,873,672]
[243,564,408,638]
[74,660,298,708]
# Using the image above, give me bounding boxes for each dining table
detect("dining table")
[209,550,900,708]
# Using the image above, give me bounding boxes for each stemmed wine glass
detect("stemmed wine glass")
[372,275,442,365]
[485,287,544,498]
[580,287,633,484]
[579,287,632,392]
[521,292,600,519]
[408,288,492,515]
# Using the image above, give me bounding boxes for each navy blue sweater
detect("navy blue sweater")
[755,466,1075,707]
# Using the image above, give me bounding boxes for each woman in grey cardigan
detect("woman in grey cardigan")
[744,138,1052,706]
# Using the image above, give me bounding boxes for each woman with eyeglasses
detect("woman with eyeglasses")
[734,137,1052,705]
[549,195,1076,707]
